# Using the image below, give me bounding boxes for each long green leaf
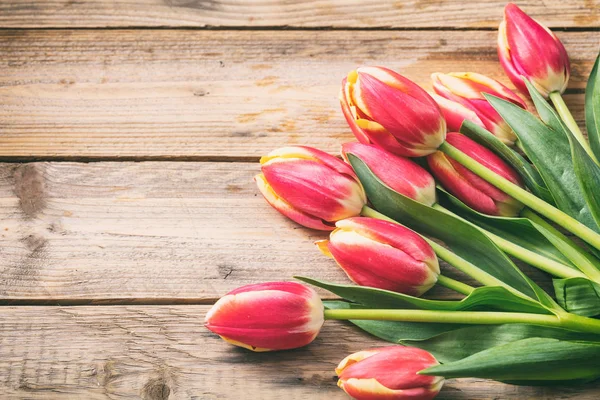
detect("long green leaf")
[420,337,600,384]
[323,301,465,342]
[526,79,600,228]
[298,277,550,314]
[568,125,600,228]
[485,94,600,233]
[438,189,575,267]
[347,153,556,308]
[554,277,600,317]
[403,323,598,363]
[460,120,554,204]
[586,53,600,161]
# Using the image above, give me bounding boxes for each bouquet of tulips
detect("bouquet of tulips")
[206,4,600,398]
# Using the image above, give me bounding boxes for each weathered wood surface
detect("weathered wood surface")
[1,0,599,28]
[1,305,598,399]
[0,30,591,160]
[3,161,558,303]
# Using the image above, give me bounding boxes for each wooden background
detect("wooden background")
[1,1,600,398]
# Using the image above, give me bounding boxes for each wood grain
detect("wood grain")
[0,30,592,160]
[1,305,598,399]
[0,161,556,303]
[0,0,599,28]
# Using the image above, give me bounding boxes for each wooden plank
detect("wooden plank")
[1,305,598,399]
[0,161,554,302]
[0,30,592,159]
[1,0,598,28]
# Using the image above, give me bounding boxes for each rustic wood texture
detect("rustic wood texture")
[1,0,599,28]
[3,161,555,302]
[1,305,598,399]
[0,30,592,160]
[4,1,599,398]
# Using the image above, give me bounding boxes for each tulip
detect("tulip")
[431,72,526,145]
[255,146,367,231]
[340,66,446,157]
[205,281,324,352]
[427,132,524,216]
[336,346,444,400]
[498,3,569,98]
[341,142,437,207]
[316,217,439,296]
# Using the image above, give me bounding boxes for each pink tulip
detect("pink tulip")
[498,3,570,98]
[427,132,524,216]
[340,66,446,157]
[336,346,444,400]
[431,72,526,145]
[255,146,367,231]
[342,142,437,207]
[205,282,324,352]
[316,217,439,296]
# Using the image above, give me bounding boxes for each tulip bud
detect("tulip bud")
[498,3,570,98]
[340,66,446,157]
[255,146,367,231]
[342,142,437,207]
[205,282,324,352]
[336,346,444,400]
[431,72,526,145]
[427,132,524,217]
[316,217,439,296]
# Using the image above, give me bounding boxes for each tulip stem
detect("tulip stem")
[521,208,600,282]
[323,309,600,334]
[436,275,475,296]
[439,141,600,252]
[549,91,599,165]
[432,204,586,280]
[361,205,527,296]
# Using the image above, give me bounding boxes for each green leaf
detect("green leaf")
[485,94,600,234]
[526,79,600,229]
[438,189,575,268]
[420,337,600,384]
[585,53,600,161]
[298,276,550,314]
[323,300,465,342]
[554,277,600,317]
[403,323,599,363]
[567,124,600,228]
[525,79,570,137]
[346,153,557,308]
[460,120,554,204]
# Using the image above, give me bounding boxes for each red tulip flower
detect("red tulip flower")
[255,146,366,231]
[336,346,444,400]
[498,3,570,98]
[342,142,437,207]
[427,132,524,216]
[431,72,526,145]
[316,217,440,296]
[205,282,324,352]
[340,66,446,157]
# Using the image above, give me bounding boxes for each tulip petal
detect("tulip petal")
[446,132,522,185]
[328,218,439,296]
[255,173,336,230]
[205,282,324,351]
[427,151,500,215]
[341,83,374,145]
[337,346,443,400]
[341,142,437,206]
[261,159,365,223]
[430,93,485,132]
[335,218,438,271]
[336,349,383,376]
[501,3,570,97]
